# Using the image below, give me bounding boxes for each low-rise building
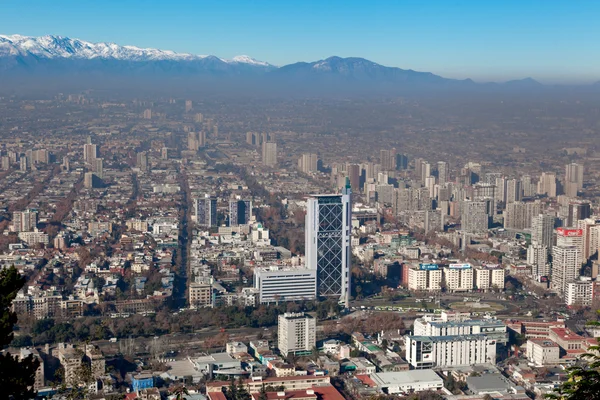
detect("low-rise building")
[254,266,316,304]
[371,370,443,394]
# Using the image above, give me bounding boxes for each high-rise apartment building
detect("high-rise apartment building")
[347,163,361,192]
[527,244,549,277]
[437,161,448,185]
[565,163,584,197]
[567,201,591,227]
[380,148,396,171]
[305,184,351,305]
[505,178,522,204]
[12,210,37,232]
[83,143,98,163]
[503,201,540,230]
[556,227,584,265]
[136,151,148,171]
[278,313,316,357]
[195,195,218,228]
[93,158,103,179]
[298,153,318,174]
[185,100,193,112]
[537,172,557,197]
[531,214,555,251]
[460,200,490,234]
[262,142,277,167]
[229,198,252,226]
[552,245,581,295]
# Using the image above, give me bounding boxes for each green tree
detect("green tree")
[258,383,268,400]
[236,376,251,400]
[226,376,238,400]
[0,266,40,399]
[547,336,600,399]
[172,385,189,400]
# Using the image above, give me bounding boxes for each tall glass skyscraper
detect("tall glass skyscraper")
[305,180,352,306]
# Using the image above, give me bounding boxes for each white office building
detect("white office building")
[565,278,593,307]
[528,244,550,277]
[552,245,581,295]
[413,317,507,344]
[405,334,497,369]
[305,184,351,305]
[254,266,317,304]
[278,313,316,357]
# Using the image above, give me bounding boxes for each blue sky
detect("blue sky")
[1,0,597,83]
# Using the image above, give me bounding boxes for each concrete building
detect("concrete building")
[531,214,555,252]
[556,227,584,265]
[371,370,443,395]
[407,265,443,291]
[195,195,217,228]
[12,210,37,232]
[298,153,318,174]
[552,246,581,296]
[83,143,98,163]
[305,186,351,305]
[189,282,213,308]
[527,244,549,277]
[254,266,317,304]
[437,161,448,185]
[136,151,148,171]
[443,264,474,292]
[537,172,557,197]
[229,198,252,226]
[564,163,584,197]
[20,348,44,390]
[413,317,507,343]
[278,313,316,357]
[475,266,505,290]
[18,230,49,246]
[461,200,490,234]
[526,339,560,366]
[565,278,593,307]
[262,141,277,167]
[503,201,540,230]
[405,334,497,369]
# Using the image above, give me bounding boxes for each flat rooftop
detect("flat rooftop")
[372,370,442,386]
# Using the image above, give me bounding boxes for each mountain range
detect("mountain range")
[0,34,590,95]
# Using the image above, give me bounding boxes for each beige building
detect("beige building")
[262,141,277,167]
[407,267,442,291]
[443,265,474,292]
[526,339,560,366]
[278,312,316,357]
[189,282,212,308]
[20,348,44,390]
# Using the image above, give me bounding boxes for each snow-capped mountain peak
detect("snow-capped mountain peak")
[230,55,272,67]
[0,34,271,66]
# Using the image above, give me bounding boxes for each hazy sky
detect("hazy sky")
[1,0,598,83]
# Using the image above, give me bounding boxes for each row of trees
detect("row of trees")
[15,299,343,346]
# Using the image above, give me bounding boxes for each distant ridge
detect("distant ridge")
[0,33,590,95]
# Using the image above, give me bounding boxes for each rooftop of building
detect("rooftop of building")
[408,334,494,342]
[427,319,505,328]
[528,339,559,348]
[550,328,584,341]
[372,369,443,386]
